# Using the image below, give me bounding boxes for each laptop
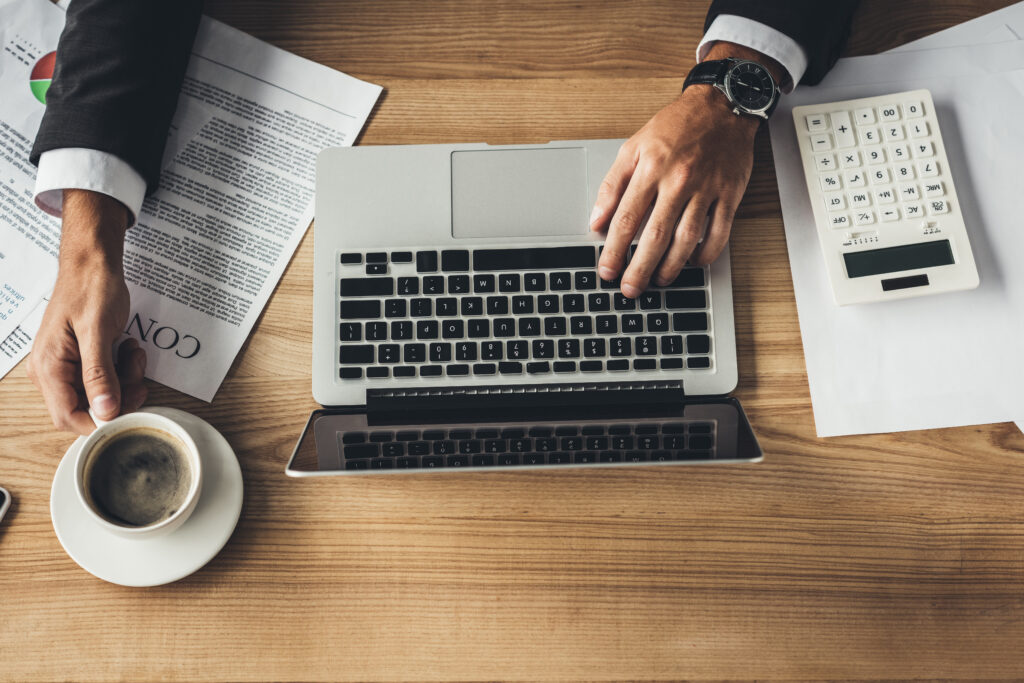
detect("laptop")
[287,140,762,475]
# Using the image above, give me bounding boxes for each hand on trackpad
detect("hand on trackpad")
[450,148,588,239]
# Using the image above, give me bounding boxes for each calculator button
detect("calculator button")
[899,183,920,201]
[839,151,861,168]
[865,148,886,164]
[858,127,880,145]
[889,144,910,161]
[805,114,828,132]
[923,181,944,197]
[825,192,846,211]
[893,164,914,180]
[880,207,900,222]
[830,110,856,147]
[854,210,876,226]
[830,214,850,229]
[814,154,836,171]
[903,101,924,118]
[870,168,890,184]
[855,107,876,125]
[927,199,950,215]
[913,141,935,158]
[819,173,842,191]
[849,191,871,208]
[884,124,905,141]
[908,121,929,138]
[904,203,924,218]
[844,170,866,187]
[874,187,895,204]
[918,160,939,177]
[810,134,833,151]
[878,104,900,122]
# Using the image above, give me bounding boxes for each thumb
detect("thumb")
[80,333,121,421]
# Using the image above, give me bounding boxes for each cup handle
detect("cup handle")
[87,407,110,429]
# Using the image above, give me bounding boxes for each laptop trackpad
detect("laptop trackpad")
[451,147,588,238]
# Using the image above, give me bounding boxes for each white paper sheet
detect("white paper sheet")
[768,41,1024,436]
[0,0,63,343]
[0,1,382,400]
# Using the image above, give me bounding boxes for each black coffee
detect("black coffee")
[85,427,193,527]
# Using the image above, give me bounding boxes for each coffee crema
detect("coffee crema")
[85,427,193,527]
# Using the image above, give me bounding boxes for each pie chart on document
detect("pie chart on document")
[30,51,56,104]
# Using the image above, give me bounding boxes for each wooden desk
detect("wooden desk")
[3,1,1023,679]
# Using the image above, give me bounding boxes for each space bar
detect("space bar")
[472,246,596,271]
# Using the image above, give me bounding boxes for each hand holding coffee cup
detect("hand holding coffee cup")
[74,412,203,539]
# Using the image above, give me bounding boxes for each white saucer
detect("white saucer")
[50,407,243,587]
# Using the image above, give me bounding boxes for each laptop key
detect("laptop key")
[575,271,597,290]
[544,317,567,336]
[635,425,658,434]
[345,459,370,470]
[555,426,578,436]
[420,365,443,376]
[422,456,444,468]
[650,451,671,462]
[570,317,592,335]
[398,277,419,295]
[429,343,452,362]
[525,273,546,291]
[487,296,510,315]
[625,451,648,463]
[614,293,637,310]
[441,250,469,272]
[580,361,603,372]
[673,312,708,331]
[474,247,596,271]
[507,340,528,361]
[341,432,367,444]
[371,458,395,469]
[527,361,551,373]
[482,341,503,360]
[340,253,362,264]
[411,298,432,317]
[549,272,572,290]
[548,452,571,464]
[423,276,445,295]
[448,275,470,293]
[519,318,541,336]
[687,335,711,354]
[497,454,520,466]
[383,443,405,457]
[512,296,534,314]
[499,361,523,374]
[687,357,711,369]
[340,301,380,319]
[366,322,387,341]
[340,345,374,364]
[446,364,470,376]
[391,251,413,263]
[534,437,557,451]
[586,436,609,450]
[607,359,628,370]
[622,315,643,333]
[340,323,361,341]
[574,452,597,464]
[599,451,622,463]
[608,425,631,435]
[636,336,657,355]
[447,455,470,467]
[365,264,387,275]
[468,319,490,338]
[634,359,657,370]
[558,339,580,358]
[408,441,430,455]
[340,367,363,379]
[563,294,585,312]
[485,439,507,453]
[456,342,477,361]
[344,444,378,458]
[584,339,605,357]
[366,367,389,378]
[689,435,714,450]
[639,291,661,309]
[499,274,521,292]
[690,423,713,434]
[647,313,669,332]
[395,431,419,441]
[665,268,704,288]
[396,457,420,469]
[532,340,554,358]
[437,298,458,317]
[666,290,707,309]
[392,321,413,340]
[661,335,683,355]
[596,315,618,334]
[523,453,546,465]
[554,361,576,373]
[442,319,464,338]
[417,321,439,339]
[588,293,611,311]
[341,277,394,297]
[395,366,416,377]
[473,274,495,293]
[660,358,683,369]
[433,440,455,455]
[494,318,516,337]
[472,454,495,466]
[538,295,559,314]
[384,299,406,318]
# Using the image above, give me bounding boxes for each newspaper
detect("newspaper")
[0,0,382,401]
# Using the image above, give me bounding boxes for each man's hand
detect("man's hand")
[589,43,784,298]
[27,189,147,435]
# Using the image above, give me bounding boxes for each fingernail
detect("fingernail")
[137,352,147,374]
[93,394,118,418]
[598,266,616,280]
[621,283,640,299]
[589,206,602,227]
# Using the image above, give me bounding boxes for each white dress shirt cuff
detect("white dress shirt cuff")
[697,14,809,93]
[34,148,147,226]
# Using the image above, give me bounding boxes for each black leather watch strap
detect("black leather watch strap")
[682,59,731,90]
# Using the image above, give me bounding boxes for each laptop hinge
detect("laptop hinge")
[366,380,685,415]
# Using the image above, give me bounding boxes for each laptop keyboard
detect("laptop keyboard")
[337,246,713,380]
[339,420,717,470]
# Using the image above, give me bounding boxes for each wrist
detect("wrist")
[678,86,760,139]
[59,189,129,273]
[703,41,787,86]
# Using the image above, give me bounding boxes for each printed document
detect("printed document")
[0,1,382,402]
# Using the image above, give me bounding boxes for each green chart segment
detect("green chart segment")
[30,51,56,104]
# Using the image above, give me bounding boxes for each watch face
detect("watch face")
[725,61,775,112]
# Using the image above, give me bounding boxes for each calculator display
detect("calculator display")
[843,240,954,278]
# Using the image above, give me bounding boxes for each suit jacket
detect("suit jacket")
[29,0,203,195]
[31,1,857,198]
[706,0,860,85]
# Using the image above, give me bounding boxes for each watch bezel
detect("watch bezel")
[721,59,778,117]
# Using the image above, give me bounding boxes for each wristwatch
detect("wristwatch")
[682,58,781,120]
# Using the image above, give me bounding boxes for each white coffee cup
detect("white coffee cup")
[75,411,203,539]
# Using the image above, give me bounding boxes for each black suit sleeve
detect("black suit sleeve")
[30,0,204,195]
[704,0,859,85]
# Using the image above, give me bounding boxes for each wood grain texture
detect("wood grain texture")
[2,1,1023,680]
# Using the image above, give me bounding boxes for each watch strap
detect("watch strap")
[682,59,732,90]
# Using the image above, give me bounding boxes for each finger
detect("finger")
[653,198,712,286]
[37,356,95,434]
[116,338,144,385]
[620,187,688,297]
[690,198,738,266]
[589,145,638,232]
[598,170,657,282]
[79,333,121,421]
[121,382,148,414]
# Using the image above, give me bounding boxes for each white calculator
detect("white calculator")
[792,89,979,305]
